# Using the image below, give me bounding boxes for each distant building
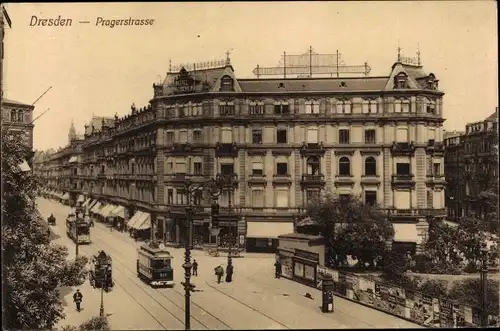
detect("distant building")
[444,108,498,226]
[37,51,447,253]
[1,98,35,166]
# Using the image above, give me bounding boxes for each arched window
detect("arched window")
[10,110,16,122]
[365,157,377,176]
[252,157,263,176]
[17,110,24,122]
[220,75,234,92]
[394,72,409,89]
[338,157,350,176]
[306,156,320,175]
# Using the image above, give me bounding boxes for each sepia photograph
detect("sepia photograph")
[1,1,498,330]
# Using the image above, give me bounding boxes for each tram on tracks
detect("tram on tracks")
[136,242,174,287]
[66,213,91,244]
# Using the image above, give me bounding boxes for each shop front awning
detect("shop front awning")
[82,198,91,207]
[90,202,102,213]
[68,156,78,163]
[127,211,144,228]
[88,200,98,209]
[100,205,116,217]
[77,195,85,203]
[110,205,125,219]
[61,193,70,200]
[246,221,294,239]
[393,223,421,244]
[135,212,151,230]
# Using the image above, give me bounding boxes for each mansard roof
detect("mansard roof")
[2,98,33,108]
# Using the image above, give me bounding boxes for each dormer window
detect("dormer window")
[394,72,409,89]
[426,73,438,90]
[220,75,234,92]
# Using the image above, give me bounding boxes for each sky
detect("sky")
[3,1,498,151]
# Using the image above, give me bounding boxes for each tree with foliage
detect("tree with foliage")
[2,128,89,330]
[61,316,111,331]
[302,193,394,269]
[456,215,486,271]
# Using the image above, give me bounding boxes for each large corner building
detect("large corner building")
[39,52,446,253]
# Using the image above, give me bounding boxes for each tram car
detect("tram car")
[89,250,114,290]
[136,243,174,287]
[66,214,91,244]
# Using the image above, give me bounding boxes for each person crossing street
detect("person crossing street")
[192,259,198,276]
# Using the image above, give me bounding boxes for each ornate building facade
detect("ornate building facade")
[39,53,447,253]
[445,109,498,228]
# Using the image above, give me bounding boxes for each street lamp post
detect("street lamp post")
[480,242,489,327]
[99,266,107,317]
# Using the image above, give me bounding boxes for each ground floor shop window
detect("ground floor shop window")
[280,256,293,278]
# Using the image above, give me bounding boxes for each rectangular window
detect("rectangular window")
[339,129,350,144]
[305,103,312,114]
[249,103,264,115]
[167,189,174,204]
[277,129,287,143]
[362,101,370,114]
[433,163,441,176]
[220,163,234,176]
[336,102,343,114]
[252,129,262,144]
[194,162,203,175]
[276,162,288,175]
[307,128,318,143]
[252,190,264,207]
[179,130,188,143]
[396,163,410,175]
[369,101,378,114]
[402,101,410,113]
[252,160,263,175]
[365,191,377,206]
[276,190,289,208]
[394,101,402,113]
[220,103,235,116]
[312,102,320,114]
[193,130,202,142]
[274,104,290,114]
[364,129,376,144]
[178,106,186,117]
[344,102,351,114]
[176,191,185,205]
[166,131,174,144]
[221,128,232,143]
[175,160,186,174]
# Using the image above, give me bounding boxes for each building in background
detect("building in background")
[443,130,465,220]
[37,50,447,253]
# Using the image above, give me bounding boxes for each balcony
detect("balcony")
[426,140,445,155]
[386,208,422,218]
[391,174,415,188]
[248,174,267,186]
[272,174,292,186]
[215,142,238,157]
[132,145,157,156]
[300,142,326,157]
[425,174,446,187]
[170,143,194,156]
[391,141,416,156]
[300,174,326,188]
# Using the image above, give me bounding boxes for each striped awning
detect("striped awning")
[101,205,117,218]
[82,198,91,207]
[110,205,125,218]
[90,202,102,213]
[127,211,144,228]
[393,223,421,244]
[88,200,98,209]
[135,213,151,230]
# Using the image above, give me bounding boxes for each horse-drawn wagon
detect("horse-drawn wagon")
[89,250,114,291]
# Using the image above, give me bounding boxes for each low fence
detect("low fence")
[315,265,499,328]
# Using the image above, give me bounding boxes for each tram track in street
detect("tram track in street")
[88,230,232,330]
[90,224,293,329]
[92,223,296,328]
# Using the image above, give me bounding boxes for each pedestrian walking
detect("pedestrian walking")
[214,265,224,284]
[73,289,83,312]
[274,260,282,279]
[192,259,198,276]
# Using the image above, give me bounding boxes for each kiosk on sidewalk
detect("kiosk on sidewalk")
[277,233,325,287]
